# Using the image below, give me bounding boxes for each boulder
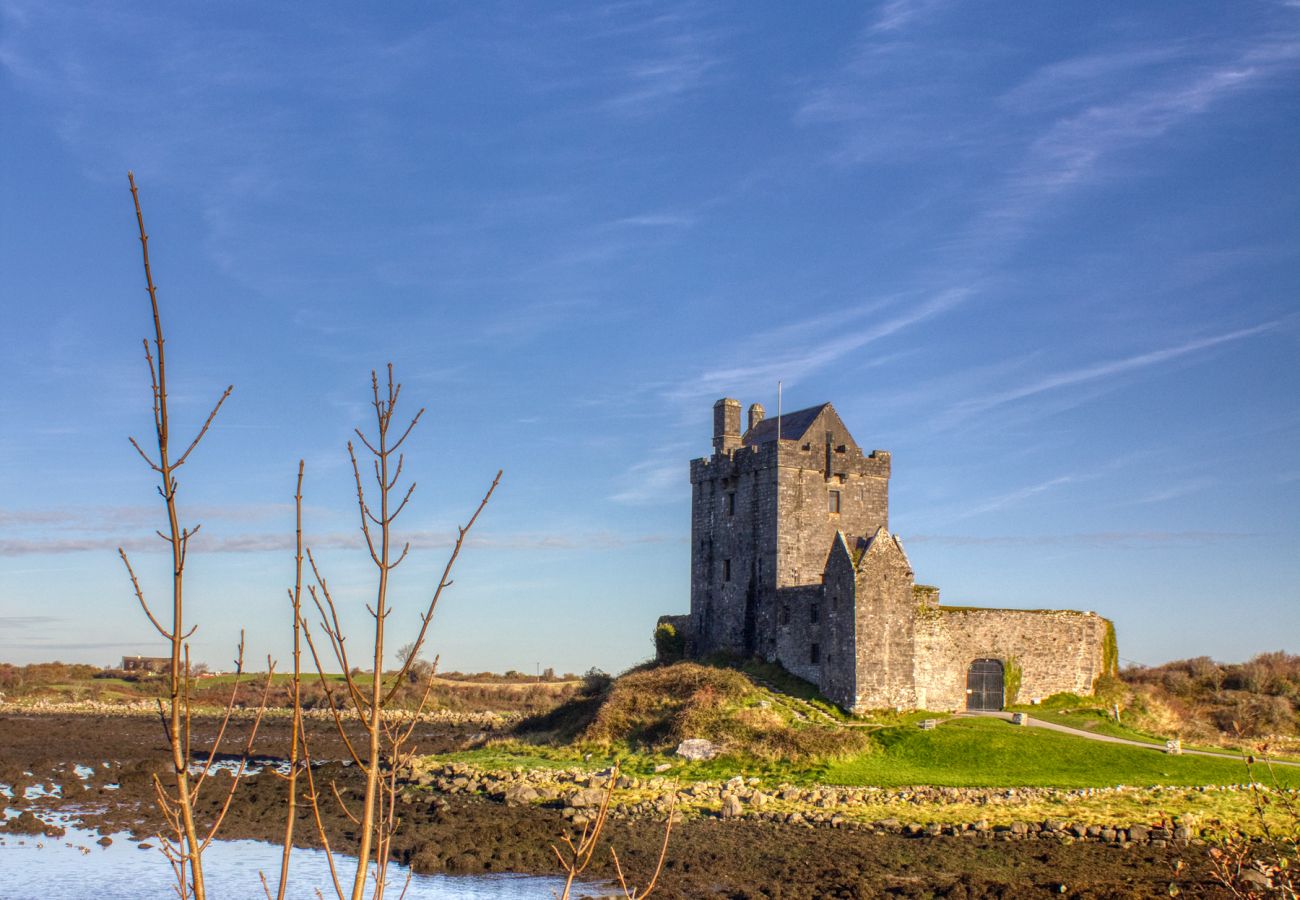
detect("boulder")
[675,738,718,760]
[568,787,607,809]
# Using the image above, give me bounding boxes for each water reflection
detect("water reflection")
[0,825,611,899]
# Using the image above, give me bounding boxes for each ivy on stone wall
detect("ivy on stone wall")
[1101,619,1119,677]
[1003,656,1023,706]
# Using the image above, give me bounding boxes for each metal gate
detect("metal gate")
[966,658,1004,711]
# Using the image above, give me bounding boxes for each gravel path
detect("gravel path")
[961,710,1300,768]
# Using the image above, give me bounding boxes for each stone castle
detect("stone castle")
[662,397,1116,713]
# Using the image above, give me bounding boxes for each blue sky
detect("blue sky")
[1,1,1297,675]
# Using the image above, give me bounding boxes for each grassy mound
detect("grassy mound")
[515,661,870,761]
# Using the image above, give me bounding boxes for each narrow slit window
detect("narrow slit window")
[722,559,731,582]
[810,643,820,665]
[726,491,736,515]
[828,490,841,514]
[810,603,819,624]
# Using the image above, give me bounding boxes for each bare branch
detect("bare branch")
[173,385,233,469]
[384,469,500,701]
[129,435,163,471]
[120,548,173,640]
[387,408,424,454]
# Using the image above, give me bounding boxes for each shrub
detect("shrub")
[654,622,685,663]
[580,667,612,697]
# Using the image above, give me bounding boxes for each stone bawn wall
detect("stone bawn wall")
[912,603,1111,711]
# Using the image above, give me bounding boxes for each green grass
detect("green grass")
[440,717,1300,792]
[821,717,1300,788]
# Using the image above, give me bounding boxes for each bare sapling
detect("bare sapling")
[264,460,308,900]
[1207,743,1299,898]
[553,764,676,900]
[301,366,500,900]
[120,172,272,899]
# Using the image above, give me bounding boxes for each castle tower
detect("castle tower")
[689,397,891,659]
[673,393,1115,715]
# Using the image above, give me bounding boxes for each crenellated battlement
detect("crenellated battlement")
[690,442,890,483]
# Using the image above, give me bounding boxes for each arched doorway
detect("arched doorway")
[966,658,1004,711]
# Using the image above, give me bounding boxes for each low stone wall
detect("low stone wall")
[913,608,1109,710]
[0,699,516,728]
[396,760,1264,846]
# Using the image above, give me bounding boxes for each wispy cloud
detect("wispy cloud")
[0,616,61,628]
[609,456,688,505]
[979,39,1300,242]
[909,530,1256,548]
[0,529,680,557]
[667,287,971,404]
[943,473,1082,522]
[868,0,950,34]
[0,503,299,533]
[610,213,696,229]
[997,45,1192,115]
[1134,477,1217,505]
[602,24,724,114]
[940,321,1281,424]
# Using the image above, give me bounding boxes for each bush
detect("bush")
[654,622,685,663]
[580,667,612,697]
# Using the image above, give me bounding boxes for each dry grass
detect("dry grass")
[523,662,873,761]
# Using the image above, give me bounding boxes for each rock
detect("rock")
[675,738,718,760]
[502,785,539,807]
[1240,870,1270,890]
[653,763,672,773]
[97,836,112,847]
[568,787,607,809]
[721,794,743,819]
[1128,824,1150,843]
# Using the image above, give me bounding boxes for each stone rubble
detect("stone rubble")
[393,757,1254,846]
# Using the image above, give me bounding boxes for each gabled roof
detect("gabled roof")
[742,403,831,444]
[856,526,912,575]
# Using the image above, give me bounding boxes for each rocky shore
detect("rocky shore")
[0,709,1255,897]
[401,759,1238,848]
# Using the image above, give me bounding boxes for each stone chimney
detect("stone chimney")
[748,403,765,433]
[713,398,742,454]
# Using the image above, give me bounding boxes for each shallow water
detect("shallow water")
[0,823,609,899]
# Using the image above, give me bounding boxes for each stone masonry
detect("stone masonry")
[670,397,1116,713]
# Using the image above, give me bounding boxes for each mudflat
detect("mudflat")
[1,710,1226,898]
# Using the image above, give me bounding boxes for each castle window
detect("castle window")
[810,643,820,665]
[810,603,819,624]
[722,559,731,582]
[779,605,790,626]
[726,492,735,515]
[828,490,841,514]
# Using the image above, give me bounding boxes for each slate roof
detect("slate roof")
[742,403,830,444]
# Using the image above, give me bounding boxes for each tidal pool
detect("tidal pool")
[0,824,610,899]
